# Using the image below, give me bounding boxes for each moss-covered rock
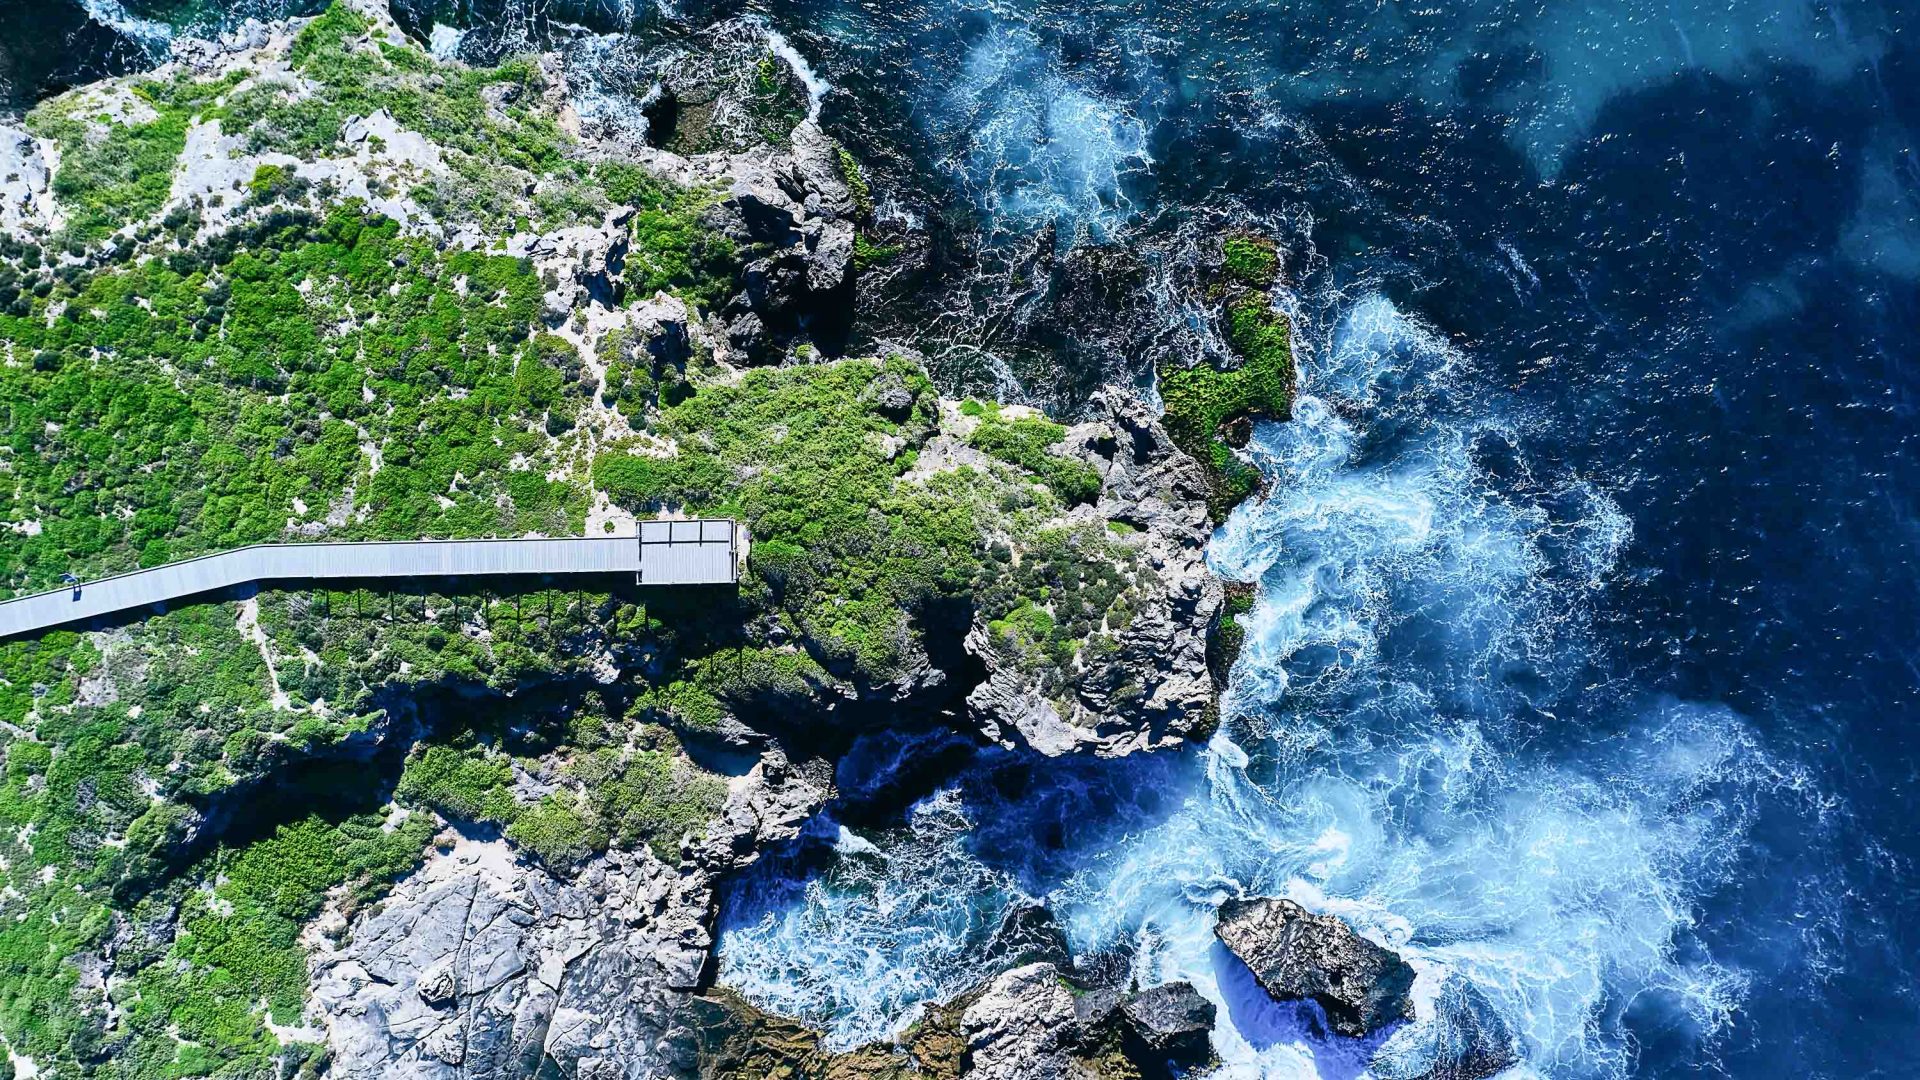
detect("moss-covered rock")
[1158,231,1295,519]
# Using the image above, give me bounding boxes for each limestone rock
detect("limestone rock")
[309,754,834,1079]
[622,120,856,361]
[961,963,1088,1080]
[965,389,1225,758]
[0,125,57,234]
[1118,981,1216,1061]
[1214,897,1416,1037]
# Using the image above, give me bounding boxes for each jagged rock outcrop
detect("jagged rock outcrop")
[1116,982,1217,1063]
[1214,897,1417,1037]
[310,753,833,1079]
[965,390,1224,758]
[961,963,1089,1080]
[615,121,858,362]
[960,962,1217,1080]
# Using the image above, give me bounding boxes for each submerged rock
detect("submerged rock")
[981,901,1075,972]
[1372,977,1521,1080]
[1214,897,1417,1037]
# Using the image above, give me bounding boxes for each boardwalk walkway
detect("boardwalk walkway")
[0,520,737,640]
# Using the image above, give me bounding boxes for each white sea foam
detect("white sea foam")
[716,291,1772,1077]
[931,24,1152,244]
[81,0,173,52]
[718,788,1034,1048]
[766,27,831,122]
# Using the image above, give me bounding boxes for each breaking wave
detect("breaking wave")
[715,289,1799,1077]
[931,23,1154,245]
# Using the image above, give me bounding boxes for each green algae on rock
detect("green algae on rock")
[1158,231,1295,519]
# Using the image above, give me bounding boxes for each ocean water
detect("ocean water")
[9,0,1919,1075]
[711,0,1920,1074]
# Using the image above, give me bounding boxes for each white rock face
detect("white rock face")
[0,126,58,234]
[961,963,1091,1080]
[171,120,305,232]
[310,836,693,1079]
[343,109,446,172]
[308,755,833,1080]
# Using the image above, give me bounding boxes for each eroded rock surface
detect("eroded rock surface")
[961,963,1089,1080]
[1118,981,1217,1062]
[1215,897,1417,1037]
[964,390,1224,758]
[0,125,56,234]
[960,962,1218,1080]
[311,754,832,1079]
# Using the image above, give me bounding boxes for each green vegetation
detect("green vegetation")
[396,743,519,823]
[0,204,580,592]
[565,742,726,862]
[596,356,977,681]
[626,186,737,307]
[0,7,767,1070]
[836,146,875,218]
[146,809,434,1033]
[1221,233,1279,286]
[967,411,1102,506]
[1158,232,1295,517]
[977,524,1136,683]
[21,0,729,252]
[236,6,565,175]
[23,72,240,242]
[392,724,725,869]
[0,636,435,1078]
[853,232,903,271]
[1208,582,1258,683]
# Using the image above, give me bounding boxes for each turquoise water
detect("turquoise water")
[713,0,1920,1073]
[14,0,1919,1073]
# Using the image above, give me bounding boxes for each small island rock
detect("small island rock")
[1214,896,1416,1037]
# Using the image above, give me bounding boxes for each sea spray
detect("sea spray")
[933,23,1154,246]
[716,787,1036,1048]
[715,289,1777,1077]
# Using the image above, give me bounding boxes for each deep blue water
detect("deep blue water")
[12,0,1920,1074]
[712,0,1920,1075]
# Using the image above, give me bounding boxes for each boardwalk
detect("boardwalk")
[0,520,737,640]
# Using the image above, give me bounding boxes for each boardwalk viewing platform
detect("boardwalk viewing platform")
[0,520,738,640]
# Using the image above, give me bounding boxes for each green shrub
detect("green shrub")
[395,743,517,824]
[1221,234,1278,286]
[853,232,903,271]
[837,147,874,217]
[506,792,604,869]
[968,414,1102,506]
[1158,283,1293,517]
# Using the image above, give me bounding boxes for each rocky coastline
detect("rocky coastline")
[0,4,1505,1078]
[0,4,1284,1077]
